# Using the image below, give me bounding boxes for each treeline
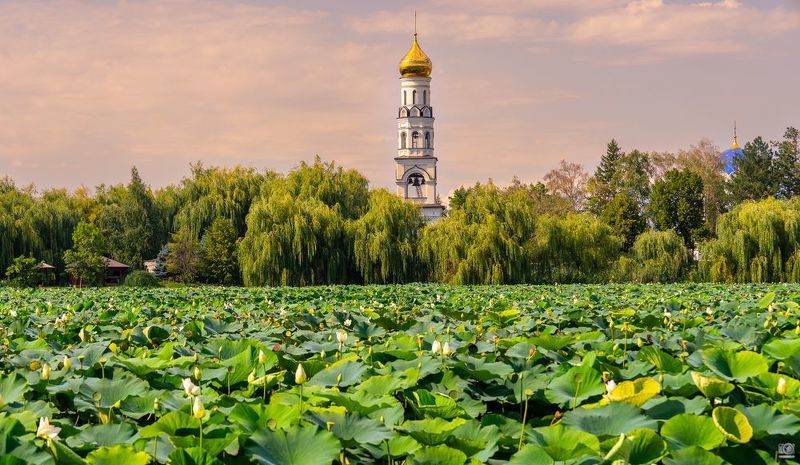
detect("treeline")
[1,126,798,286]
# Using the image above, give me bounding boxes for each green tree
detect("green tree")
[614,230,690,283]
[199,218,240,285]
[662,139,729,233]
[774,127,800,199]
[63,221,106,287]
[95,167,164,268]
[587,140,624,213]
[351,189,423,284]
[601,193,645,250]
[166,226,201,283]
[422,182,539,284]
[729,137,778,203]
[587,142,651,213]
[701,197,800,283]
[650,169,705,248]
[238,192,349,286]
[5,255,42,287]
[170,163,275,239]
[282,157,370,220]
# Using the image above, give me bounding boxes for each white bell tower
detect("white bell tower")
[395,30,444,221]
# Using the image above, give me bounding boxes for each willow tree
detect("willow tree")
[614,230,690,283]
[170,163,275,239]
[419,182,538,284]
[238,192,350,286]
[282,157,370,220]
[531,213,622,283]
[351,189,423,284]
[701,198,800,282]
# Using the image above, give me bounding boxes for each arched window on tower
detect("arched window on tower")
[400,132,407,149]
[403,91,407,106]
[407,173,426,198]
[411,131,419,148]
[425,132,430,149]
[412,90,417,105]
[423,90,427,105]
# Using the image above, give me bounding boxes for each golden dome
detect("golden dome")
[399,34,432,77]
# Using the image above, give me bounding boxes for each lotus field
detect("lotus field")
[0,284,799,465]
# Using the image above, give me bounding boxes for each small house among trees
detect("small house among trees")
[67,257,130,287]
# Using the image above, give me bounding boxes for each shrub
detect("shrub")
[123,270,161,287]
[5,255,42,287]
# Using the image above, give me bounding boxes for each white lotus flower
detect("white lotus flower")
[336,330,348,344]
[606,380,617,394]
[182,378,200,397]
[36,417,60,440]
[258,349,268,365]
[41,363,51,381]
[62,355,72,370]
[431,340,441,355]
[344,319,352,327]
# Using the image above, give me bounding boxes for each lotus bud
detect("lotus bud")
[606,379,617,394]
[79,328,86,342]
[320,350,326,359]
[295,364,307,385]
[258,349,267,365]
[41,363,51,380]
[336,373,343,386]
[63,355,72,370]
[247,369,257,384]
[344,319,352,327]
[442,342,453,357]
[636,338,644,348]
[777,377,788,396]
[153,398,160,411]
[336,330,348,344]
[326,421,335,431]
[431,340,441,354]
[192,396,205,419]
[194,366,201,380]
[113,400,121,409]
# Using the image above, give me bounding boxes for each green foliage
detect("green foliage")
[95,167,165,268]
[170,163,275,239]
[63,221,106,287]
[199,218,239,285]
[587,141,651,214]
[602,193,645,250]
[239,192,350,286]
[422,183,621,284]
[650,169,705,247]
[614,230,690,283]
[281,157,370,220]
[166,226,201,283]
[701,197,800,282]
[123,270,161,287]
[0,283,797,463]
[729,137,779,203]
[419,182,538,284]
[4,255,41,287]
[351,189,423,284]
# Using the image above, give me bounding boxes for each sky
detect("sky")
[1,0,798,198]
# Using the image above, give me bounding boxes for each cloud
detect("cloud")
[568,0,799,61]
